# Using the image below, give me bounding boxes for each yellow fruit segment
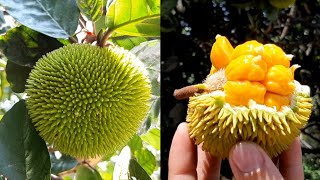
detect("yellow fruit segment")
[264,92,290,110]
[210,35,234,69]
[230,40,264,60]
[262,44,291,68]
[225,55,267,81]
[262,65,295,96]
[224,81,266,106]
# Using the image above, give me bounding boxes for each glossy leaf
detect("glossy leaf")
[77,0,104,22]
[140,128,160,150]
[111,34,147,50]
[0,25,64,68]
[134,148,156,175]
[50,153,78,175]
[97,161,114,180]
[5,61,32,93]
[0,0,80,38]
[128,159,151,180]
[0,100,51,180]
[140,95,160,133]
[106,0,160,37]
[127,134,143,152]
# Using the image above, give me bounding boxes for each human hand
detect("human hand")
[168,122,304,180]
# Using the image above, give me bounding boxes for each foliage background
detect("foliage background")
[0,0,160,179]
[161,0,320,179]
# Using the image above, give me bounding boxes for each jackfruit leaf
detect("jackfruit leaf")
[0,26,64,68]
[106,0,160,37]
[127,134,143,152]
[50,153,79,175]
[5,61,32,93]
[134,148,156,175]
[0,100,51,180]
[128,159,152,180]
[111,34,147,50]
[94,15,107,35]
[140,95,160,133]
[140,128,160,150]
[76,0,104,22]
[76,165,103,180]
[97,161,114,180]
[0,0,79,38]
[130,40,160,96]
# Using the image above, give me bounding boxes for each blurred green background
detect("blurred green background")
[161,0,320,179]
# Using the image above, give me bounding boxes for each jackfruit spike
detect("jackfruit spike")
[286,54,294,61]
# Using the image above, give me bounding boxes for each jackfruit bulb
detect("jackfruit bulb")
[187,35,312,158]
[26,44,151,158]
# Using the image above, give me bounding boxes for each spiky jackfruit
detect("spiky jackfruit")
[26,44,151,158]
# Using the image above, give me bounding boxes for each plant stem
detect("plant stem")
[98,28,113,47]
[173,85,205,100]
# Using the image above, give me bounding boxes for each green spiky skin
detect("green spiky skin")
[26,44,151,158]
[187,82,312,159]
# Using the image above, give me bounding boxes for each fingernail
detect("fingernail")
[230,142,264,173]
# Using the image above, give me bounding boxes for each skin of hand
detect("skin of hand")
[168,122,304,180]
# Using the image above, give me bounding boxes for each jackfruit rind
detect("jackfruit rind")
[26,44,151,158]
[187,81,312,158]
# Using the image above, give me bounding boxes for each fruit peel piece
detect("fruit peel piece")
[187,81,312,158]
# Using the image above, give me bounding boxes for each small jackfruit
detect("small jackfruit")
[184,36,312,158]
[26,44,151,158]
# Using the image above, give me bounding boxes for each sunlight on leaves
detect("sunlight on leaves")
[106,0,160,38]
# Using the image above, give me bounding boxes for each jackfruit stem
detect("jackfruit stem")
[98,28,113,47]
[174,85,205,100]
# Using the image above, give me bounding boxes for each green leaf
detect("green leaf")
[0,0,80,38]
[94,15,107,35]
[134,148,156,175]
[140,128,160,150]
[0,25,64,67]
[127,134,143,152]
[77,0,104,22]
[106,0,160,37]
[50,153,79,175]
[97,161,114,180]
[140,95,159,133]
[0,100,51,180]
[131,40,160,132]
[76,165,103,180]
[5,61,32,93]
[128,159,151,180]
[130,40,160,96]
[111,34,147,50]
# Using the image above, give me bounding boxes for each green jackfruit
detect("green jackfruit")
[26,44,151,158]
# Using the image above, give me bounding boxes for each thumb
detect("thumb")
[229,142,283,180]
